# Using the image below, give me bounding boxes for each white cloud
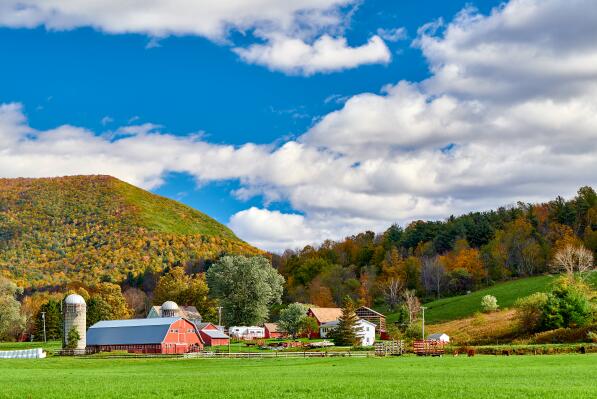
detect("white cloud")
[234,34,391,75]
[376,27,407,42]
[0,0,391,74]
[1,0,597,251]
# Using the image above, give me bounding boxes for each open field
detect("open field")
[1,354,596,398]
[384,275,557,324]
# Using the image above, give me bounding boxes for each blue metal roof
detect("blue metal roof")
[87,317,180,346]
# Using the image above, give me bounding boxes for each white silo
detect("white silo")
[63,294,86,350]
[161,301,179,317]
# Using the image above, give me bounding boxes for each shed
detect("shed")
[264,323,286,339]
[86,317,203,354]
[195,322,230,346]
[427,333,450,342]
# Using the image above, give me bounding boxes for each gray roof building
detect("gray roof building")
[87,317,182,346]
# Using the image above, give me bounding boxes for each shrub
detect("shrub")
[65,327,80,349]
[481,295,498,313]
[539,278,594,330]
[514,292,548,333]
[405,323,423,339]
[588,331,597,343]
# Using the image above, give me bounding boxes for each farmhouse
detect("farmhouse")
[319,319,376,346]
[228,326,265,340]
[147,301,202,322]
[427,333,450,343]
[264,323,286,339]
[86,317,203,354]
[306,307,342,337]
[355,306,387,337]
[196,322,230,346]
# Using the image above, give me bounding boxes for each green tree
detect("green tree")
[65,327,80,349]
[540,278,594,330]
[0,277,25,340]
[278,303,307,338]
[207,255,284,326]
[153,267,217,321]
[330,296,361,347]
[34,299,62,340]
[86,282,132,327]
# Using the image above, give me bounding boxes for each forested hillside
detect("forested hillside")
[274,187,597,308]
[0,175,260,290]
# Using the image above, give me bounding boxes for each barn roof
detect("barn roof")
[202,329,229,339]
[87,317,181,346]
[427,333,449,340]
[308,307,342,323]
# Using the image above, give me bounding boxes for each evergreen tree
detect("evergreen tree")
[35,299,62,341]
[65,327,80,349]
[330,296,362,346]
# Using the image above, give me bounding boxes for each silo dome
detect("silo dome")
[162,301,179,311]
[161,301,179,317]
[65,294,86,305]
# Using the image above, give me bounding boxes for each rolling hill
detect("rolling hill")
[0,175,260,289]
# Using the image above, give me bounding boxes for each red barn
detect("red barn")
[264,323,286,339]
[196,322,230,346]
[86,317,203,354]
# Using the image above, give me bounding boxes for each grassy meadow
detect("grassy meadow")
[389,275,558,324]
[1,354,596,398]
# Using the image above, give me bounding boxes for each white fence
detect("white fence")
[0,348,46,359]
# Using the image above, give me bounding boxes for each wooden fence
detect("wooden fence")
[413,340,445,356]
[183,351,375,359]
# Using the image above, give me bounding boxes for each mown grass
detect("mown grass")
[0,354,595,398]
[0,341,61,353]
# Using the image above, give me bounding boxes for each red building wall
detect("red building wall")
[198,323,230,347]
[161,319,204,354]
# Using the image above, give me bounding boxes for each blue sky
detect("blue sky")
[1,0,596,251]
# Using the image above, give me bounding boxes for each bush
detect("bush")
[588,331,597,343]
[405,323,423,339]
[539,278,594,330]
[481,295,498,313]
[514,292,548,333]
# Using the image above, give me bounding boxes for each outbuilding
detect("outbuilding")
[196,322,230,346]
[427,333,450,343]
[86,317,203,354]
[264,323,286,339]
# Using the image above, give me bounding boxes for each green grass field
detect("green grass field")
[385,275,556,324]
[0,355,595,398]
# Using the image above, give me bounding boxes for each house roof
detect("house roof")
[428,333,449,339]
[87,317,180,346]
[263,323,282,333]
[320,319,375,329]
[308,307,342,323]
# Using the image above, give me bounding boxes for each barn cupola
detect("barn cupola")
[161,301,179,317]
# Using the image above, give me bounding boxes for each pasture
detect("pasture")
[1,354,595,398]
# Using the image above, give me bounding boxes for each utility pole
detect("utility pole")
[217,306,222,327]
[41,312,47,343]
[421,307,427,340]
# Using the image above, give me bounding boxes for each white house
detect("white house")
[228,326,265,340]
[319,319,376,346]
[427,333,450,342]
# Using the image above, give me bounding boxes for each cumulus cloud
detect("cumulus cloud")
[0,0,391,74]
[1,0,597,251]
[234,34,391,75]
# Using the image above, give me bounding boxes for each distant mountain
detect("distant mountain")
[0,175,260,290]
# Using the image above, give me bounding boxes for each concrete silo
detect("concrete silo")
[161,301,179,317]
[63,294,86,350]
